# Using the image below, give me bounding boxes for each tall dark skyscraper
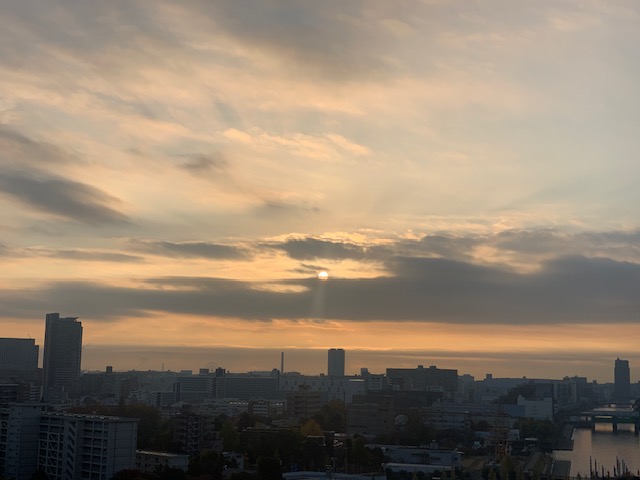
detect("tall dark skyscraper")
[42,313,83,401]
[614,357,630,403]
[327,348,345,377]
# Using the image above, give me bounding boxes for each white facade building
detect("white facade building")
[0,405,137,480]
[516,395,554,421]
[0,404,42,480]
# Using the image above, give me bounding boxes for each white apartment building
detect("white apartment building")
[1,405,137,480]
[0,404,42,480]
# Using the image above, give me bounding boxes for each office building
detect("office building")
[214,369,280,401]
[42,313,83,401]
[614,357,630,402]
[327,348,345,377]
[174,370,214,403]
[387,365,458,398]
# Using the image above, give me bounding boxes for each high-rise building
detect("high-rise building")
[42,313,83,401]
[327,348,345,377]
[614,357,630,402]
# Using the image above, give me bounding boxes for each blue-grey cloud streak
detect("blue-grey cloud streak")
[2,252,639,325]
[0,170,130,225]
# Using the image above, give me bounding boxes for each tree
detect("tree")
[257,456,282,480]
[518,418,557,443]
[110,469,153,480]
[231,472,257,480]
[29,471,49,480]
[237,412,260,431]
[155,467,187,480]
[313,400,346,432]
[221,420,241,451]
[300,419,323,437]
[189,450,225,479]
[501,456,516,480]
[122,404,164,450]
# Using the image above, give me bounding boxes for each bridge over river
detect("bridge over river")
[577,404,640,434]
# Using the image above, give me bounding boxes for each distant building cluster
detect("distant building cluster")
[0,313,638,479]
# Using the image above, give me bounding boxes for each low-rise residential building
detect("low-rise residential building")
[136,450,189,472]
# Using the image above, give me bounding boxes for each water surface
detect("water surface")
[554,426,640,477]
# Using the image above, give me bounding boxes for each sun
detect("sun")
[317,271,329,281]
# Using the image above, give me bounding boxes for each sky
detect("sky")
[2,0,640,383]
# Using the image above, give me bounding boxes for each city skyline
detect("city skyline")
[31,329,640,384]
[70,344,640,384]
[2,317,638,383]
[2,1,640,382]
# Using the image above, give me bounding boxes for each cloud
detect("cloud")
[22,248,143,263]
[291,263,331,276]
[3,253,640,325]
[249,200,321,223]
[0,125,70,167]
[0,170,130,225]
[493,229,572,255]
[189,1,403,81]
[180,153,228,174]
[417,234,479,260]
[273,237,371,261]
[485,228,640,264]
[131,239,249,260]
[223,128,372,161]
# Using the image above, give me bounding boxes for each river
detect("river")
[553,425,640,477]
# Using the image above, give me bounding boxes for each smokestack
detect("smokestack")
[281,351,284,373]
